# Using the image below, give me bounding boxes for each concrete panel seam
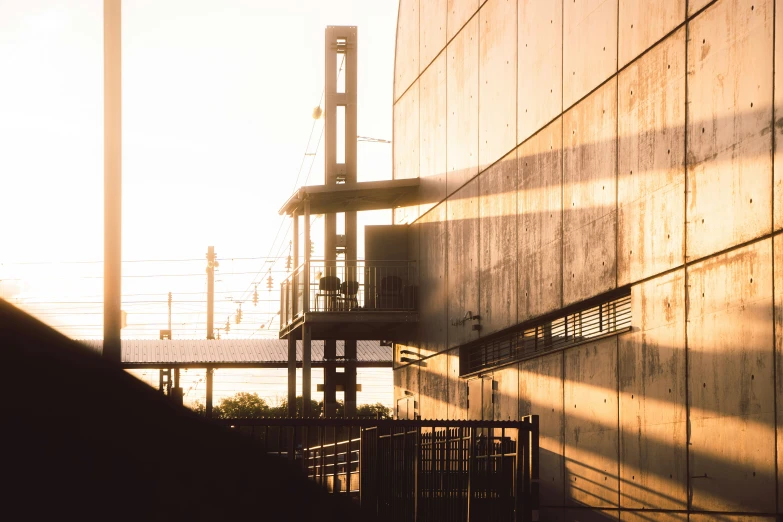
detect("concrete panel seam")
[683,9,692,508]
[773,0,779,514]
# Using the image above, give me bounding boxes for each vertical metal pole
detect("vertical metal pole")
[289,212,299,417]
[303,199,311,417]
[168,291,172,333]
[303,325,312,417]
[103,0,122,363]
[288,334,297,417]
[205,367,214,419]
[206,246,215,340]
[467,428,476,522]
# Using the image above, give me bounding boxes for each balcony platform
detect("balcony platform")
[279,310,418,341]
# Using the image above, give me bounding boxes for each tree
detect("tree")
[271,396,323,417]
[356,403,392,419]
[218,392,270,418]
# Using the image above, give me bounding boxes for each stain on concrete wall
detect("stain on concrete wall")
[446,16,479,194]
[564,337,619,508]
[419,0,447,73]
[420,52,448,205]
[618,269,687,510]
[394,0,419,102]
[447,0,479,41]
[518,117,563,321]
[479,150,517,335]
[686,0,773,260]
[519,352,564,509]
[563,0,617,107]
[618,0,685,68]
[687,239,775,512]
[518,0,562,144]
[618,28,685,286]
[563,80,618,305]
[447,179,480,348]
[478,0,517,171]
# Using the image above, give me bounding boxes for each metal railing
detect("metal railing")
[280,260,418,331]
[217,417,539,522]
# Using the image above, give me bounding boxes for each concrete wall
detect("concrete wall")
[393,0,780,517]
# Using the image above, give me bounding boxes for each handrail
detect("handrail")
[278,259,420,332]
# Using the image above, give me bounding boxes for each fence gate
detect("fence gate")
[218,417,539,522]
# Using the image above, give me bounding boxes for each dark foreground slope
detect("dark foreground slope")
[0,299,371,521]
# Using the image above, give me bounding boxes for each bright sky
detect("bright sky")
[0,0,397,337]
[0,0,398,407]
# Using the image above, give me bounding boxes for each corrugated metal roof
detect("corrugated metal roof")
[77,339,390,365]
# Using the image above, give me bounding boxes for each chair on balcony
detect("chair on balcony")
[377,275,403,310]
[316,275,341,311]
[339,280,360,311]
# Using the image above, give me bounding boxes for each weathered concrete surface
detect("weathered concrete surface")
[447,0,479,41]
[618,28,685,286]
[493,364,518,420]
[564,80,617,305]
[620,513,687,522]
[564,337,619,508]
[689,514,776,522]
[775,233,783,511]
[479,150,517,335]
[563,511,618,521]
[687,0,712,16]
[417,203,448,353]
[686,0,773,261]
[687,238,775,513]
[446,16,479,195]
[518,118,563,320]
[519,352,564,509]
[478,0,517,172]
[419,53,448,205]
[394,81,420,181]
[417,352,449,419]
[563,0,617,108]
[393,81,421,224]
[447,179,480,348]
[518,0,562,144]
[393,361,419,419]
[618,270,687,510]
[776,0,783,232]
[618,0,685,68]
[467,377,483,420]
[394,0,419,102]
[420,0,447,73]
[446,348,467,419]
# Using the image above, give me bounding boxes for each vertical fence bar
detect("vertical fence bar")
[467,427,476,522]
[414,425,420,522]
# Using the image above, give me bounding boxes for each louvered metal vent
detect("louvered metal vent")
[461,291,631,376]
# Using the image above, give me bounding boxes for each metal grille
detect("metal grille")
[462,292,631,376]
[217,417,539,522]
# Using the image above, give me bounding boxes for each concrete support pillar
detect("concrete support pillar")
[103,0,122,363]
[302,199,311,417]
[324,340,337,416]
[344,340,357,417]
[302,325,312,417]
[205,367,214,419]
[287,333,297,417]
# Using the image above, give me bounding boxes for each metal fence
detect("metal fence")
[280,260,418,330]
[217,417,539,522]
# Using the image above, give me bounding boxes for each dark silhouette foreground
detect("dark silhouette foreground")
[0,299,370,521]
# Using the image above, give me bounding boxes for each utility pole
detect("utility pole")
[206,246,217,340]
[103,0,122,363]
[167,291,172,333]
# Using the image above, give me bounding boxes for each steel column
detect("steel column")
[103,0,122,363]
